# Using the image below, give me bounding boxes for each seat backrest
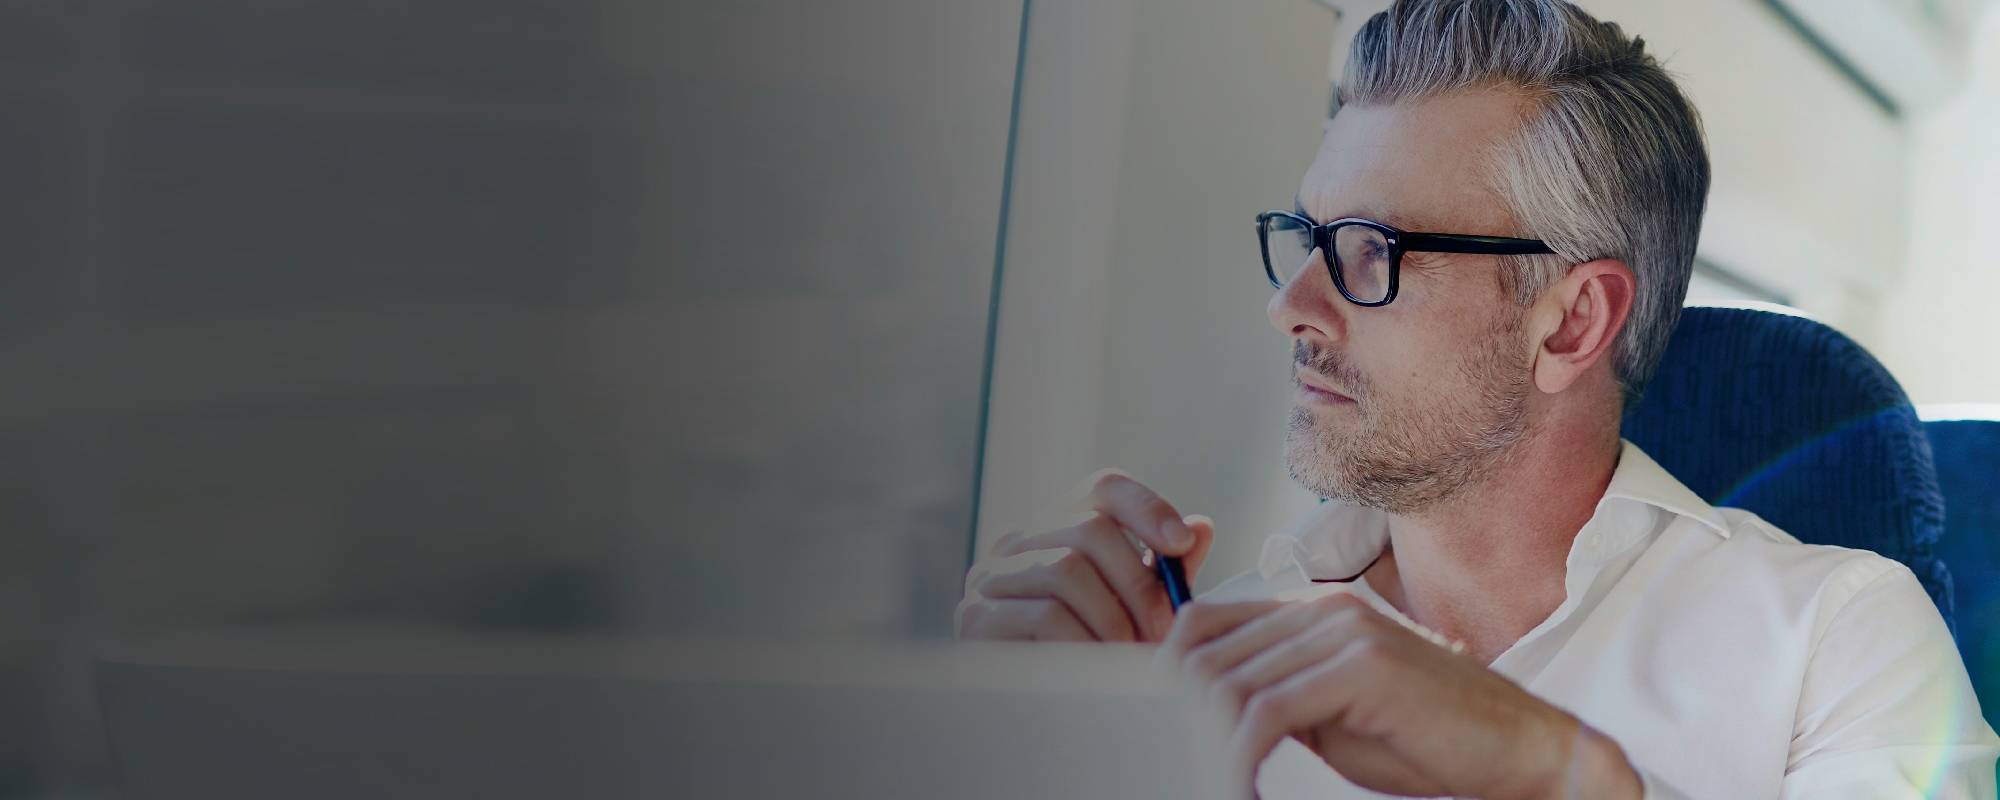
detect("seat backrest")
[1922,409,2000,727]
[1621,306,1953,629]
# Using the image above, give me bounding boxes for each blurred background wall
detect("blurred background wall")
[1881,5,2000,402]
[0,1,1019,796]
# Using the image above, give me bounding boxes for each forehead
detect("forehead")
[1299,89,1532,234]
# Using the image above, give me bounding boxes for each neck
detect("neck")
[1363,411,1623,664]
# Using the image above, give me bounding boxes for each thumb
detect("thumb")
[1180,514,1216,579]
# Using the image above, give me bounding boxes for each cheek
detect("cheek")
[1341,314,1429,396]
[1358,305,1508,396]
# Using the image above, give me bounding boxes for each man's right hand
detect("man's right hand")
[956,471,1214,643]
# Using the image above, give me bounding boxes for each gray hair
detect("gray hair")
[1339,0,1711,408]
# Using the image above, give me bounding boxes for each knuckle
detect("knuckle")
[1050,551,1093,584]
[1241,693,1283,729]
[1120,561,1163,596]
[1018,565,1060,598]
[1076,514,1124,545]
[1088,468,1131,497]
[1184,645,1227,680]
[1210,674,1250,709]
[1031,601,1066,629]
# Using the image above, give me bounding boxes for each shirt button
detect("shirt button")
[1586,533,1602,549]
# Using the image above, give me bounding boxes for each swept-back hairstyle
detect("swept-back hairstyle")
[1341,0,1711,406]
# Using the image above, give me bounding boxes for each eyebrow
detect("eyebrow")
[1293,195,1430,232]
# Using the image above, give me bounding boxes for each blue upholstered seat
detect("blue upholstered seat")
[1922,408,2000,730]
[1621,306,1954,630]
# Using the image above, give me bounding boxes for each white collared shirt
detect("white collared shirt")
[1202,441,1999,799]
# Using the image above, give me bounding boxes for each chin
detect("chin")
[1283,424,1351,498]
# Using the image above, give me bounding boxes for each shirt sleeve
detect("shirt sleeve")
[1780,561,1999,799]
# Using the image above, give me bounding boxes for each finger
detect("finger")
[985,528,1031,561]
[996,515,1173,640]
[989,516,1096,558]
[1178,514,1218,578]
[958,547,1077,640]
[1026,600,1094,641]
[957,597,1033,640]
[1185,598,1340,681]
[1086,470,1196,557]
[994,513,1118,559]
[1190,596,1358,716]
[978,550,1138,642]
[958,598,1094,642]
[1030,510,1211,583]
[1214,623,1349,716]
[962,547,1066,606]
[1160,600,1290,661]
[1215,595,1378,701]
[1230,639,1378,789]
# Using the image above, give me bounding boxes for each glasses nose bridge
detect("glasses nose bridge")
[1308,221,1342,282]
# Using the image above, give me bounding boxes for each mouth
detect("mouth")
[1294,368,1356,406]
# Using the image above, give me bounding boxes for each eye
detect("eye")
[1348,238,1389,265]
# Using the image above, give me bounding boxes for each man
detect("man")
[957,1,1999,797]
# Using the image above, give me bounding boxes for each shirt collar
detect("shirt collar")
[1600,440,1730,538]
[1260,440,1727,582]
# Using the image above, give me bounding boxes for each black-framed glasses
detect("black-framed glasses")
[1255,211,1556,307]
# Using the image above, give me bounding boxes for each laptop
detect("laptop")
[96,631,1234,799]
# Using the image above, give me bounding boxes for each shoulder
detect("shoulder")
[1656,506,1934,645]
[1679,506,1907,596]
[1603,442,1913,615]
[1624,510,1995,790]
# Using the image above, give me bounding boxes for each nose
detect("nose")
[1267,247,1346,346]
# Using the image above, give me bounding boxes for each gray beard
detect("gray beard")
[1285,319,1535,515]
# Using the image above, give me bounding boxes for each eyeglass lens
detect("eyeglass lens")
[1263,216,1392,303]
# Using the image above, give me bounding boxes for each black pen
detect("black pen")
[1156,554,1193,613]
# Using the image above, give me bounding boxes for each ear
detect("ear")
[1530,259,1635,396]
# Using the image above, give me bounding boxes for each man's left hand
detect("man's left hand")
[1160,594,1642,800]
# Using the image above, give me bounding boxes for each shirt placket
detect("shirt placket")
[1487,505,1646,679]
